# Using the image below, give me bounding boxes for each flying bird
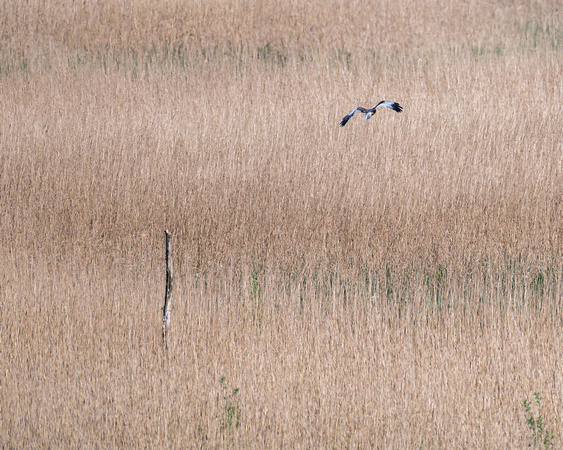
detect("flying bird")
[339,101,403,127]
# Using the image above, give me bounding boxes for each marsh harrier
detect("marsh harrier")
[340,101,403,127]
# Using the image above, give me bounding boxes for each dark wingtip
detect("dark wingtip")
[339,117,348,127]
[394,102,403,113]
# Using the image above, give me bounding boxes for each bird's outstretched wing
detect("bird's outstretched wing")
[374,101,403,113]
[339,109,361,127]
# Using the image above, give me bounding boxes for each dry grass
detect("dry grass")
[1,0,562,447]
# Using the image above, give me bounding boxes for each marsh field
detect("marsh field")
[0,0,562,447]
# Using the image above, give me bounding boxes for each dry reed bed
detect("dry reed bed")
[1,0,559,58]
[1,0,562,447]
[1,51,560,277]
[2,261,562,447]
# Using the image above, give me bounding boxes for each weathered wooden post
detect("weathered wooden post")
[162,229,173,349]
